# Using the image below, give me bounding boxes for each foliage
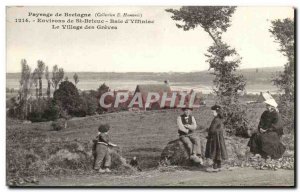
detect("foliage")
[51,119,67,131]
[18,59,32,119]
[97,83,110,96]
[73,73,79,85]
[270,18,294,101]
[166,6,236,43]
[52,65,64,91]
[31,69,39,99]
[80,92,98,116]
[27,99,60,122]
[270,18,295,133]
[222,104,249,136]
[205,42,246,105]
[45,66,51,98]
[36,60,45,97]
[97,83,111,113]
[53,81,82,116]
[166,6,247,135]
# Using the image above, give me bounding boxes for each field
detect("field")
[6,104,295,187]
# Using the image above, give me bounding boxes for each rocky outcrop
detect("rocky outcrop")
[160,133,250,166]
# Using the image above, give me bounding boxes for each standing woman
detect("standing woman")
[205,105,228,171]
[248,99,286,159]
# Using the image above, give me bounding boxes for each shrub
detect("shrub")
[42,103,60,121]
[278,99,294,134]
[26,99,60,122]
[53,81,82,116]
[51,119,67,131]
[80,92,98,116]
[27,111,45,122]
[222,104,249,137]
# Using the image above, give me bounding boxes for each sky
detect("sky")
[6,6,294,73]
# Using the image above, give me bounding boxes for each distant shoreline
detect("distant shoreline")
[6,66,283,74]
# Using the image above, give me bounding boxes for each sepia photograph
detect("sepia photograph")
[6,6,295,187]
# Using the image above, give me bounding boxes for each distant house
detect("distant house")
[133,83,204,110]
[134,83,172,110]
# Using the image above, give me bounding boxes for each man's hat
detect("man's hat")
[181,106,193,111]
[211,105,221,111]
[98,124,110,133]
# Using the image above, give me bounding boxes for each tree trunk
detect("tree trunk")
[39,77,43,97]
[35,87,38,99]
[205,28,220,46]
[47,80,51,98]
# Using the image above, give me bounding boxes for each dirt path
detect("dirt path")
[36,167,294,187]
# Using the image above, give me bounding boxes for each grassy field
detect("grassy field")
[6,104,294,186]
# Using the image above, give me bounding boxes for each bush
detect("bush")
[51,119,67,131]
[80,92,98,116]
[53,81,82,116]
[26,99,60,122]
[278,99,294,134]
[42,103,60,121]
[27,111,45,122]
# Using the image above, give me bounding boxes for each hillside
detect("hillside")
[6,104,294,186]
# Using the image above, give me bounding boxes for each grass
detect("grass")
[6,104,294,185]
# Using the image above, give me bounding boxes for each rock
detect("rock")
[51,119,68,131]
[160,138,192,166]
[160,133,250,166]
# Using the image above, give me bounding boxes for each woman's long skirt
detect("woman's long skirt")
[205,132,228,161]
[248,131,286,159]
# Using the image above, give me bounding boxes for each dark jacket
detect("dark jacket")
[258,110,283,136]
[205,116,228,160]
[208,116,224,135]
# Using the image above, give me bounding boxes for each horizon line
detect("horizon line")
[6,66,284,74]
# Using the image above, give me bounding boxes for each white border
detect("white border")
[1,0,298,191]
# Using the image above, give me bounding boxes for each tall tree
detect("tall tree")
[52,65,65,91]
[269,18,295,133]
[45,66,51,98]
[37,60,45,97]
[166,6,236,45]
[31,69,39,99]
[205,42,246,104]
[73,73,79,85]
[19,59,31,119]
[166,6,247,135]
[270,18,294,101]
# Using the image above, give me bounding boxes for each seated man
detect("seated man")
[177,107,203,164]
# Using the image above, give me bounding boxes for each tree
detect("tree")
[269,18,295,133]
[18,59,31,119]
[52,65,64,91]
[166,6,236,45]
[270,18,294,101]
[81,92,98,115]
[97,83,110,113]
[36,60,45,97]
[205,42,246,105]
[45,66,51,98]
[53,81,82,116]
[167,6,247,135]
[31,69,39,99]
[73,73,79,85]
[98,83,110,96]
